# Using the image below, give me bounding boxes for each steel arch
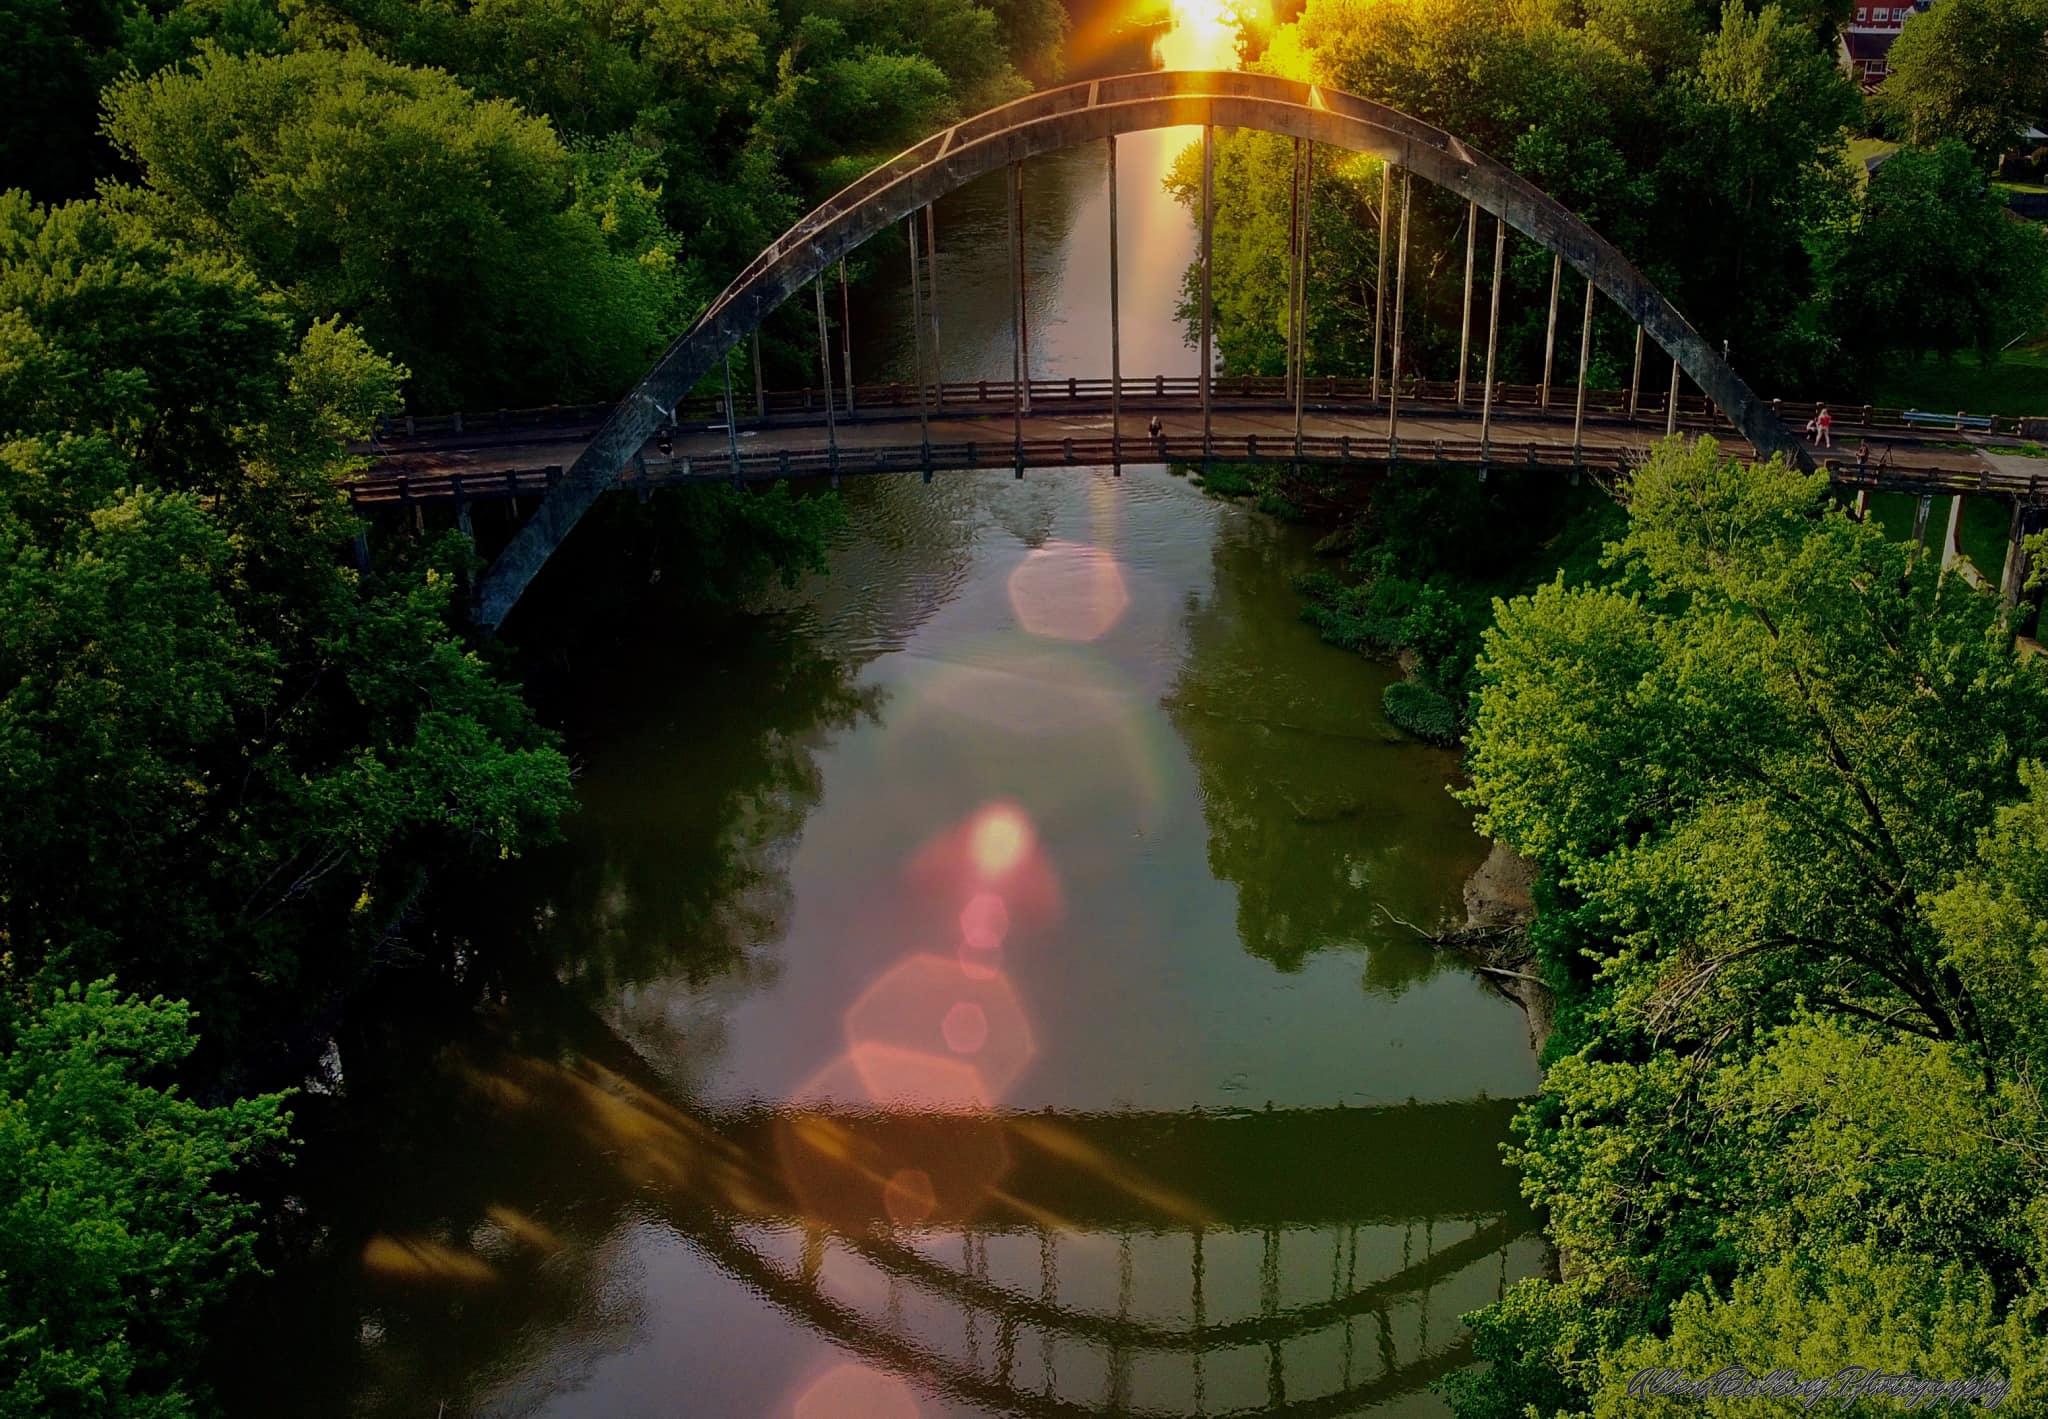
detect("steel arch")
[474,68,1790,628]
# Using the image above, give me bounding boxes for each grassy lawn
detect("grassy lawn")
[1874,339,2048,418]
[1993,179,2048,196]
[1862,489,2016,577]
[1845,137,1899,186]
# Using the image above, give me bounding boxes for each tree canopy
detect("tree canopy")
[1878,0,2048,159]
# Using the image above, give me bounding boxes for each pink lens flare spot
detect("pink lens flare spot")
[792,1363,922,1419]
[959,893,1010,951]
[941,1001,990,1055]
[957,941,1003,981]
[1006,540,1131,643]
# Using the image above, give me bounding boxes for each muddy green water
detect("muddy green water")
[223,108,1543,1419]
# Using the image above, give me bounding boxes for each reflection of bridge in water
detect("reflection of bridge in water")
[425,1034,1541,1417]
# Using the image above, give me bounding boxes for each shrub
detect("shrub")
[1382,680,1463,745]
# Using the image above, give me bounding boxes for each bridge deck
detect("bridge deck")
[348,387,2043,509]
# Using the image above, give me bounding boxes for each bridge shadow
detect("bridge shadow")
[222,998,1541,1418]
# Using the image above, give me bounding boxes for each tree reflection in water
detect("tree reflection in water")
[1164,510,1487,991]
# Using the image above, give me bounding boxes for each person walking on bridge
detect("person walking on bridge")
[1814,405,1833,449]
[1148,414,1163,446]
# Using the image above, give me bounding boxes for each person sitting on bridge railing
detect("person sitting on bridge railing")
[1148,415,1163,444]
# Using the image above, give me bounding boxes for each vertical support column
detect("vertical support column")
[1009,163,1031,423]
[839,259,855,415]
[1286,137,1302,403]
[1629,326,1644,420]
[2000,499,2032,606]
[1666,356,1681,438]
[1386,169,1411,447]
[1200,122,1215,459]
[1942,493,1965,571]
[751,330,765,419]
[923,205,944,407]
[1372,161,1391,402]
[1853,488,1870,521]
[1911,492,1933,552]
[1541,253,1562,410]
[814,277,837,470]
[721,348,741,483]
[1457,199,1477,407]
[1293,140,1314,455]
[1107,135,1122,470]
[1481,215,1504,456]
[907,214,932,457]
[1572,275,1594,463]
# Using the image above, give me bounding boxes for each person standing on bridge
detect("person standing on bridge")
[1814,405,1833,449]
[1148,414,1163,445]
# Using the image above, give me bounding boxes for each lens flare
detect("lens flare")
[1005,541,1130,643]
[959,893,1010,951]
[970,803,1033,878]
[1156,0,1267,70]
[844,954,1037,1103]
[792,1364,922,1419]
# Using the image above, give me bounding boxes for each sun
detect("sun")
[1156,0,1268,71]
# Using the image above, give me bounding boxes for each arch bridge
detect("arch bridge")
[457,68,2031,629]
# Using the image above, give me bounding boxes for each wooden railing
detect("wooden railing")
[344,432,2034,510]
[368,378,2048,446]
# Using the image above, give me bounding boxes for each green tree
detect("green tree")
[0,191,574,1056]
[0,980,290,1418]
[1879,0,2048,159]
[1822,141,2048,374]
[102,44,678,410]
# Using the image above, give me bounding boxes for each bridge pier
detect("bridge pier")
[2001,498,2038,607]
[1942,492,1965,571]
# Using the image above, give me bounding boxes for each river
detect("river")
[220,33,1544,1419]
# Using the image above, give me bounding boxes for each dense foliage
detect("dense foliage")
[0,983,289,1418]
[1878,0,2048,158]
[1,0,1065,1412]
[1445,437,2048,1414]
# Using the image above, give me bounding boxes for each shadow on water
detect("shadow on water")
[224,988,1540,1419]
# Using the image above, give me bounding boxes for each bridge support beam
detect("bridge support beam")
[1287,137,1302,405]
[923,205,944,407]
[1629,326,1643,420]
[1666,356,1681,438]
[813,277,838,476]
[839,260,854,416]
[752,331,765,419]
[721,350,741,483]
[2001,499,2035,606]
[1201,123,1215,459]
[1008,164,1029,463]
[1386,170,1411,451]
[1294,141,1314,454]
[908,214,933,456]
[1911,492,1933,552]
[1572,275,1594,464]
[1107,136,1122,471]
[1481,215,1503,455]
[1942,493,1965,571]
[1458,199,1477,407]
[1542,254,1562,410]
[1373,161,1390,403]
